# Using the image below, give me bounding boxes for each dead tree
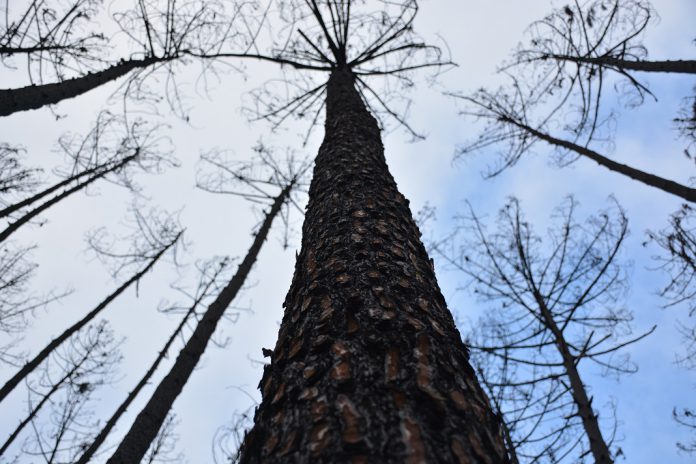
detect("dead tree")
[0,209,182,404]
[455,83,696,203]
[107,172,298,462]
[13,322,121,463]
[454,1,696,204]
[512,1,695,97]
[0,0,105,71]
[0,0,251,116]
[0,111,176,245]
[0,320,120,459]
[172,2,514,463]
[74,257,233,463]
[432,197,654,464]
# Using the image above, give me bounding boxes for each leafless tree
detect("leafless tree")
[454,81,696,203]
[453,0,696,203]
[0,111,176,245]
[0,207,182,404]
[108,162,300,462]
[508,1,694,136]
[180,2,515,463]
[0,0,106,75]
[432,196,654,464]
[0,0,253,117]
[143,413,184,464]
[1,321,120,462]
[75,257,233,463]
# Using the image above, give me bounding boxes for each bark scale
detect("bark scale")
[107,185,291,463]
[0,58,160,117]
[240,68,509,463]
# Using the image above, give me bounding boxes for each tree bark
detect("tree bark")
[504,117,696,203]
[0,234,177,404]
[239,68,509,464]
[549,55,696,75]
[107,185,291,464]
[0,153,137,244]
[0,58,159,117]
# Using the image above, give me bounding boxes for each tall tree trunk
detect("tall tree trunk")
[0,152,137,244]
[0,233,177,404]
[76,272,215,463]
[239,68,509,464]
[533,292,614,464]
[107,185,291,463]
[0,153,137,219]
[0,58,160,117]
[549,55,696,74]
[503,117,696,203]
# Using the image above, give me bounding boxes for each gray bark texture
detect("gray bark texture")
[239,68,510,464]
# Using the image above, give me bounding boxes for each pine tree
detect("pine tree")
[228,2,510,462]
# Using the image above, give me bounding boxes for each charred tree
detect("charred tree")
[0,220,180,404]
[107,181,293,463]
[0,151,138,244]
[456,83,696,204]
[0,0,250,117]
[150,1,515,462]
[455,0,695,205]
[0,321,119,458]
[433,197,654,463]
[75,258,230,463]
[240,65,508,463]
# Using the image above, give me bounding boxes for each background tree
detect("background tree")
[0,0,252,117]
[0,208,182,403]
[453,0,696,202]
[432,197,654,463]
[3,321,121,462]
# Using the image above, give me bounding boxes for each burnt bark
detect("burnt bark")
[0,234,176,404]
[239,68,509,464]
[106,185,291,463]
[0,58,160,117]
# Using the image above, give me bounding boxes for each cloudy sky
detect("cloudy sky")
[1,0,695,462]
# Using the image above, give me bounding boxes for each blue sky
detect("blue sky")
[0,1,695,462]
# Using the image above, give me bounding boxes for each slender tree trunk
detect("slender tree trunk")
[0,234,177,404]
[239,68,508,463]
[0,153,137,219]
[76,274,215,463]
[533,292,613,464]
[549,55,696,74]
[0,346,89,456]
[0,153,137,243]
[107,185,291,463]
[0,58,160,117]
[504,117,696,203]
